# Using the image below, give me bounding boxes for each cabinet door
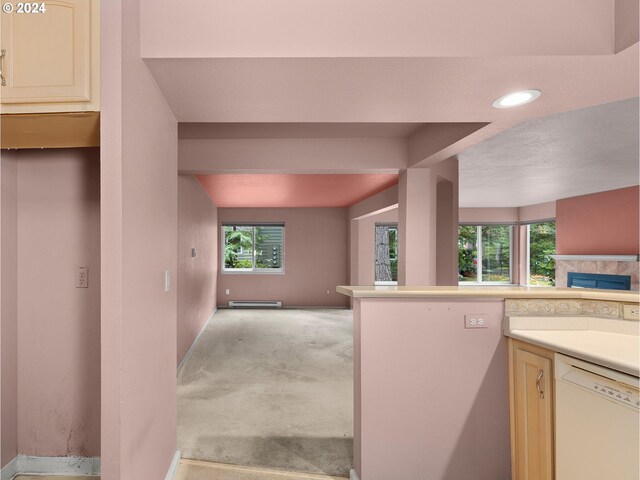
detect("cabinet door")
[1,0,97,111]
[513,348,554,480]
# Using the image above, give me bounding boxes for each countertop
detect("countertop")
[336,285,640,303]
[505,316,639,376]
[509,329,639,377]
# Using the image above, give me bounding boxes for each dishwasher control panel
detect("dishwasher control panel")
[556,354,640,410]
[591,382,639,409]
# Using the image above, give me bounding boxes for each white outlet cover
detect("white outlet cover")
[465,314,488,329]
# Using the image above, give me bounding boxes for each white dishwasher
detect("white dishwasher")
[555,354,639,480]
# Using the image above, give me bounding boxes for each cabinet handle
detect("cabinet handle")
[0,49,5,86]
[536,369,545,399]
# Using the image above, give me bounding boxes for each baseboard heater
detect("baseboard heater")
[228,300,282,308]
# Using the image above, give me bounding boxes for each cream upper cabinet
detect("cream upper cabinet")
[1,0,99,113]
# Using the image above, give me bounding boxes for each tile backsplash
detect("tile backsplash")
[556,259,639,291]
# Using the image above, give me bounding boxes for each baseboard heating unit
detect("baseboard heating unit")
[228,300,282,308]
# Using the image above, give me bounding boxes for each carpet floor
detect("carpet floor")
[177,309,353,478]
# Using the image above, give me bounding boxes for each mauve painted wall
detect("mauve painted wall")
[140,0,611,57]
[1,151,19,467]
[217,208,349,307]
[101,0,178,478]
[459,207,519,224]
[519,201,556,223]
[557,186,640,255]
[17,149,101,457]
[178,175,218,365]
[354,298,510,480]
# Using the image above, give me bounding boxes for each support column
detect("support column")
[398,158,459,286]
[398,168,433,285]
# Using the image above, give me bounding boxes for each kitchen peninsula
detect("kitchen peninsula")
[337,285,639,480]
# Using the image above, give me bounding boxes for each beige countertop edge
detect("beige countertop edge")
[336,286,640,303]
[506,330,639,377]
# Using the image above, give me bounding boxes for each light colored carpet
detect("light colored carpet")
[177,309,353,478]
[176,459,348,480]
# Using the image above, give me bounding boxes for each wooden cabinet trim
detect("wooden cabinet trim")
[508,338,556,480]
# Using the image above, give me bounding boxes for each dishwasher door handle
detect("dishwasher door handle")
[536,369,545,399]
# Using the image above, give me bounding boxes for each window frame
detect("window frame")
[221,223,286,275]
[458,223,515,285]
[522,219,556,287]
[374,222,399,286]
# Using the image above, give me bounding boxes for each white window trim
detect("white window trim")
[374,223,399,284]
[524,220,557,287]
[525,224,531,286]
[459,224,513,285]
[221,225,285,275]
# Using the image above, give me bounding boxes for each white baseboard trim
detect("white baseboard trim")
[177,308,216,376]
[1,456,18,480]
[164,450,181,480]
[2,455,100,478]
[350,468,360,480]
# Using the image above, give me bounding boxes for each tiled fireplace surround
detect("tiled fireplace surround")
[556,259,640,291]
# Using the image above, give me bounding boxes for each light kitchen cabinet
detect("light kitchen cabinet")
[1,0,99,114]
[509,339,555,480]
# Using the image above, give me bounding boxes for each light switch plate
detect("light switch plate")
[465,314,488,329]
[165,270,171,292]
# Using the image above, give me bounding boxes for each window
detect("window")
[375,224,398,284]
[526,221,556,286]
[458,225,513,284]
[223,224,284,273]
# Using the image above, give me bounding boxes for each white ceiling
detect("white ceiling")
[458,98,640,208]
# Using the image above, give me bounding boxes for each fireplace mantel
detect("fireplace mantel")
[551,254,639,262]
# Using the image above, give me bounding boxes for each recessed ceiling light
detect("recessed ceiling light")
[492,89,541,108]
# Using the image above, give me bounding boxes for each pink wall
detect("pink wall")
[354,298,510,479]
[178,175,218,365]
[436,178,456,285]
[140,0,612,57]
[17,149,101,457]
[217,208,349,307]
[398,169,431,285]
[101,0,178,478]
[518,201,556,223]
[459,207,519,224]
[348,185,398,221]
[179,138,406,174]
[556,186,640,255]
[1,151,19,467]
[398,158,458,286]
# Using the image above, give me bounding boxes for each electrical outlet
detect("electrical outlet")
[326,290,331,294]
[623,304,640,320]
[465,314,488,329]
[191,248,197,258]
[226,289,230,295]
[76,267,88,288]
